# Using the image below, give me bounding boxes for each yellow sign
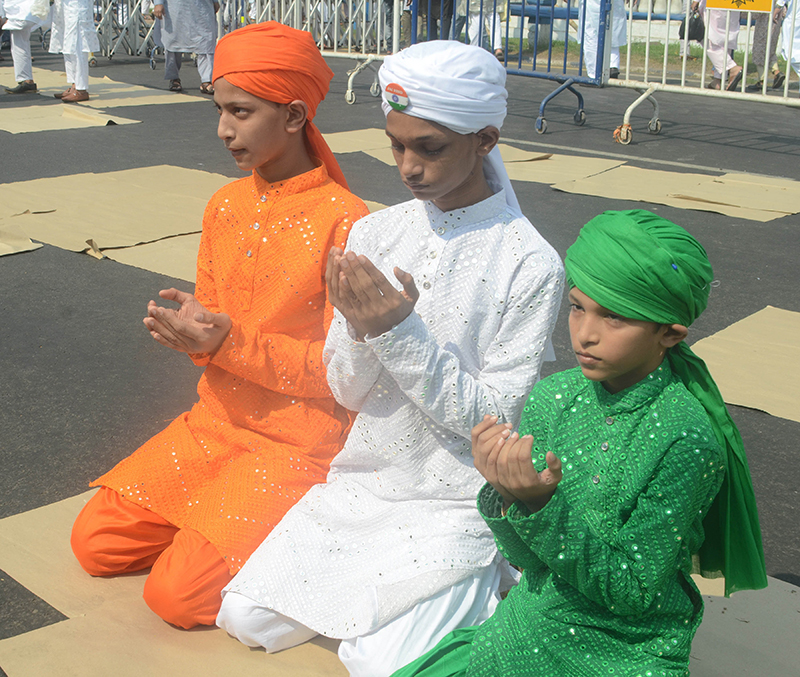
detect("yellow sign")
[706,0,771,11]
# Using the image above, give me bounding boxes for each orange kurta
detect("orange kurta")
[93,164,369,573]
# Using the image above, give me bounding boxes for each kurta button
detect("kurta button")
[601,442,609,451]
[423,281,432,290]
[260,195,267,202]
[605,417,614,425]
[429,251,438,259]
[254,223,260,230]
[246,250,252,257]
[437,226,446,235]
[592,475,600,484]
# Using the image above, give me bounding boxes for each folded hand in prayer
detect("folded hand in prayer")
[143,288,232,355]
[326,247,419,340]
[472,415,562,513]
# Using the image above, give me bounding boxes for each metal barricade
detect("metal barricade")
[407,0,609,133]
[405,0,799,143]
[94,0,159,61]
[607,0,800,145]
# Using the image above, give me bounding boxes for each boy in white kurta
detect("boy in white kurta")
[216,41,564,676]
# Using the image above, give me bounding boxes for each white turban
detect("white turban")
[379,41,520,213]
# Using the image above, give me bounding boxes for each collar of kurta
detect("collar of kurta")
[250,163,329,201]
[590,361,672,416]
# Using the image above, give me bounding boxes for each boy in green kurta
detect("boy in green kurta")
[392,210,767,677]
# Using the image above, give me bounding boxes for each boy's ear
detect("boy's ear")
[475,126,500,157]
[660,324,689,348]
[285,100,309,134]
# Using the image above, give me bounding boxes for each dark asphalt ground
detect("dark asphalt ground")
[1,39,798,656]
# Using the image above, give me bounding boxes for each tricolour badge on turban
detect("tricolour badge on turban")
[385,83,409,111]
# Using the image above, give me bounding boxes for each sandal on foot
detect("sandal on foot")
[726,68,743,91]
[169,79,183,92]
[200,82,214,95]
[772,71,786,89]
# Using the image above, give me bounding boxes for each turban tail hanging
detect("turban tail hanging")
[212,22,348,190]
[378,41,520,213]
[565,210,767,596]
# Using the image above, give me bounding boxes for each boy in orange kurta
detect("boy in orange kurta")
[70,22,369,629]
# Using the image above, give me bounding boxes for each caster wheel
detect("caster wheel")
[345,90,356,105]
[573,109,586,126]
[370,81,380,97]
[89,57,97,67]
[648,119,662,134]
[617,126,632,145]
[150,58,156,70]
[535,117,547,134]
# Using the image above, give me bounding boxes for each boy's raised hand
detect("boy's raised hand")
[472,415,516,505]
[326,247,369,340]
[471,415,562,513]
[335,250,419,339]
[144,288,232,355]
[496,436,562,513]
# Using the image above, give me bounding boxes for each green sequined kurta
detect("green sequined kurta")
[392,361,725,677]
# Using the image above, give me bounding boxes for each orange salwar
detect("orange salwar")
[72,487,233,628]
[73,164,368,627]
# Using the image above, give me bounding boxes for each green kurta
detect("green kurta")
[392,361,725,677]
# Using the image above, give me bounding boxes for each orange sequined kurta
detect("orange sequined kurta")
[93,164,369,573]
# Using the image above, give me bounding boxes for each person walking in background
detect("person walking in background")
[154,0,219,94]
[747,0,787,91]
[1,0,49,94]
[49,0,100,102]
[694,0,743,90]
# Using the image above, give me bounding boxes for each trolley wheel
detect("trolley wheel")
[573,109,586,126]
[41,37,50,51]
[370,81,380,97]
[89,57,97,68]
[615,125,632,145]
[150,58,156,70]
[345,90,356,105]
[648,119,662,134]
[535,117,547,134]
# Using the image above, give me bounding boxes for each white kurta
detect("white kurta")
[223,190,564,639]
[2,0,49,30]
[49,0,99,54]
[157,0,216,54]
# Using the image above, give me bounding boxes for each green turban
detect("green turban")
[565,210,767,596]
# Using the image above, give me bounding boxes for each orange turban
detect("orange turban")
[213,22,348,189]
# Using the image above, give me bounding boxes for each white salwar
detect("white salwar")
[2,0,50,83]
[699,0,739,79]
[218,190,563,674]
[579,0,626,78]
[49,0,99,91]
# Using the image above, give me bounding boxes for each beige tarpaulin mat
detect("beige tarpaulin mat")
[0,165,232,252]
[103,233,202,283]
[323,127,390,154]
[692,306,800,424]
[0,102,139,134]
[0,491,347,677]
[0,218,43,256]
[498,145,625,184]
[552,166,800,222]
[0,66,210,109]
